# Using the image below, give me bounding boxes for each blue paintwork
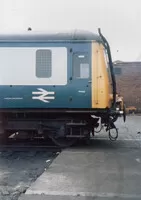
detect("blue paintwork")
[0,42,92,109]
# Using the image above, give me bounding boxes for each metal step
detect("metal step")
[66,123,87,126]
[66,135,85,138]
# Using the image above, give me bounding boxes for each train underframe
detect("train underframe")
[0,108,123,147]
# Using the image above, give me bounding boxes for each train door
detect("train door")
[69,52,91,108]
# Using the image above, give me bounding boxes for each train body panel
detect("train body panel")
[0,30,125,146]
[0,42,92,109]
[92,42,112,109]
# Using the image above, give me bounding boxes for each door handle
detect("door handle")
[88,80,92,83]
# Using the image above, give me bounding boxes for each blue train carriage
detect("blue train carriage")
[0,29,126,146]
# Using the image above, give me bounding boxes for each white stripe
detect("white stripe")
[32,96,55,100]
[78,90,86,93]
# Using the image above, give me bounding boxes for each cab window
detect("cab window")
[73,53,89,79]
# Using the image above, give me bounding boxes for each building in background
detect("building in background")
[113,61,141,112]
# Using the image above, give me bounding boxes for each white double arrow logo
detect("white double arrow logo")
[32,88,55,103]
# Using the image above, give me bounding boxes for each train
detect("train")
[0,28,126,146]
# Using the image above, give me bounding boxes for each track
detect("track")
[0,145,61,152]
[0,138,62,152]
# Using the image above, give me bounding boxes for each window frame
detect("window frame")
[72,52,90,79]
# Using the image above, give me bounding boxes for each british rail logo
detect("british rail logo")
[32,88,55,103]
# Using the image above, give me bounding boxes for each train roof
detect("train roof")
[0,29,102,42]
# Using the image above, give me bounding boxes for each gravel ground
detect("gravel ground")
[0,150,58,200]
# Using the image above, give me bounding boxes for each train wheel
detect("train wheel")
[47,122,78,148]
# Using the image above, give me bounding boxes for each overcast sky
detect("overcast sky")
[0,0,141,61]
